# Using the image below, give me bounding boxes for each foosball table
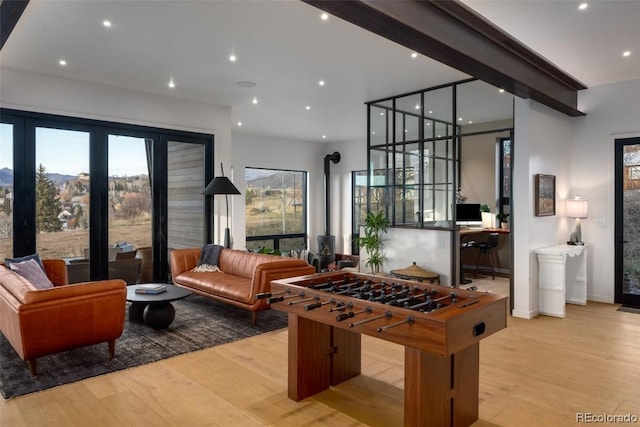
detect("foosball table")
[262,271,507,427]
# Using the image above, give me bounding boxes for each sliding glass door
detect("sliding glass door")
[35,127,91,259]
[615,137,640,307]
[1,108,213,284]
[0,123,13,261]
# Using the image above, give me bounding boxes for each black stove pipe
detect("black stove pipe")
[324,152,341,235]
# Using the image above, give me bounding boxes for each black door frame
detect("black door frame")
[614,136,640,307]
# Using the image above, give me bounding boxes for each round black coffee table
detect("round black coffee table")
[126,284,192,329]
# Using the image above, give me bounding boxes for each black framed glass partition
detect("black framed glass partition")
[364,78,514,229]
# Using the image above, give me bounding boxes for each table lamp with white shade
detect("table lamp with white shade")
[566,197,588,245]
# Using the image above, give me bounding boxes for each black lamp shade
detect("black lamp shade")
[203,177,240,195]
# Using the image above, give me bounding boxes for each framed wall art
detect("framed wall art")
[535,174,556,216]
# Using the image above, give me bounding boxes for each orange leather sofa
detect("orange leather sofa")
[169,248,315,325]
[0,259,127,375]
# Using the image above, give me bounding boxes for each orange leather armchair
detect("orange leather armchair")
[0,259,127,375]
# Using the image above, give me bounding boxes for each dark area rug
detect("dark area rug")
[0,295,287,399]
[617,305,640,314]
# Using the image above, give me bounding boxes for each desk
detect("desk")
[535,244,587,318]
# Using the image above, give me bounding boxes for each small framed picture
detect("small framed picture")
[535,174,556,216]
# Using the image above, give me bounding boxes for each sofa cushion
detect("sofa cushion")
[5,253,45,271]
[9,258,54,290]
[174,271,252,303]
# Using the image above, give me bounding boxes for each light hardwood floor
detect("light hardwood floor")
[2,285,640,426]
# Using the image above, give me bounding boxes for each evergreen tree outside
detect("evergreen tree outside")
[36,164,62,233]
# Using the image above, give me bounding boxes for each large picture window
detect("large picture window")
[245,167,307,253]
[1,108,213,283]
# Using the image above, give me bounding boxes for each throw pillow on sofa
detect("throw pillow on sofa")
[5,253,45,271]
[9,258,54,290]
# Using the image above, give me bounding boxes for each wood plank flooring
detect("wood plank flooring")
[2,290,640,426]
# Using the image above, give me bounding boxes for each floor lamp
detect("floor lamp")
[203,163,240,248]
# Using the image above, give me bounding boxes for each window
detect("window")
[352,170,368,254]
[35,127,90,259]
[0,123,13,260]
[1,108,213,283]
[365,78,513,228]
[499,137,512,216]
[367,86,457,227]
[245,167,307,252]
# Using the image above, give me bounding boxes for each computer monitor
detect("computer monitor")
[456,203,482,227]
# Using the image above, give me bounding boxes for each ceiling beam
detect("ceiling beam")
[302,0,585,117]
[0,0,29,51]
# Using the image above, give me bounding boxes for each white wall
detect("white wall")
[0,67,230,139]
[460,119,512,210]
[328,138,367,254]
[511,98,574,318]
[574,79,640,303]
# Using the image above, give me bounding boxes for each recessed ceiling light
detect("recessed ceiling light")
[371,131,376,135]
[623,51,632,57]
[320,13,329,21]
[168,78,175,88]
[237,121,242,127]
[428,110,433,114]
[468,121,473,124]
[252,97,258,104]
[411,52,418,58]
[458,117,463,121]
[426,123,431,126]
[322,135,327,139]
[415,104,420,109]
[58,59,67,66]
[229,54,237,62]
[499,89,505,93]
[578,3,588,10]
[380,112,384,116]
[103,20,112,28]
[305,106,311,110]
[318,80,325,86]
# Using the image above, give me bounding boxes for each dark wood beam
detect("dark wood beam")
[0,0,29,51]
[302,0,585,117]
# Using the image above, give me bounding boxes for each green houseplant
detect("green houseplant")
[496,212,509,229]
[357,211,390,274]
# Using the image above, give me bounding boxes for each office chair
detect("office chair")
[472,233,500,279]
[460,238,475,284]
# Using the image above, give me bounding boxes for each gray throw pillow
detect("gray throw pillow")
[5,253,45,271]
[9,258,54,290]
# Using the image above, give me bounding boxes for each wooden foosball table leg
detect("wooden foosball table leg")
[287,313,361,401]
[404,342,479,427]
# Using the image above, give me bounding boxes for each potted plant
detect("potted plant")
[356,211,390,274]
[480,204,492,228]
[496,212,509,230]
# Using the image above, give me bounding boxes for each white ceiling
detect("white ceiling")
[1,0,639,143]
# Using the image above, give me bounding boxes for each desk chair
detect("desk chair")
[460,239,475,284]
[472,233,500,279]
